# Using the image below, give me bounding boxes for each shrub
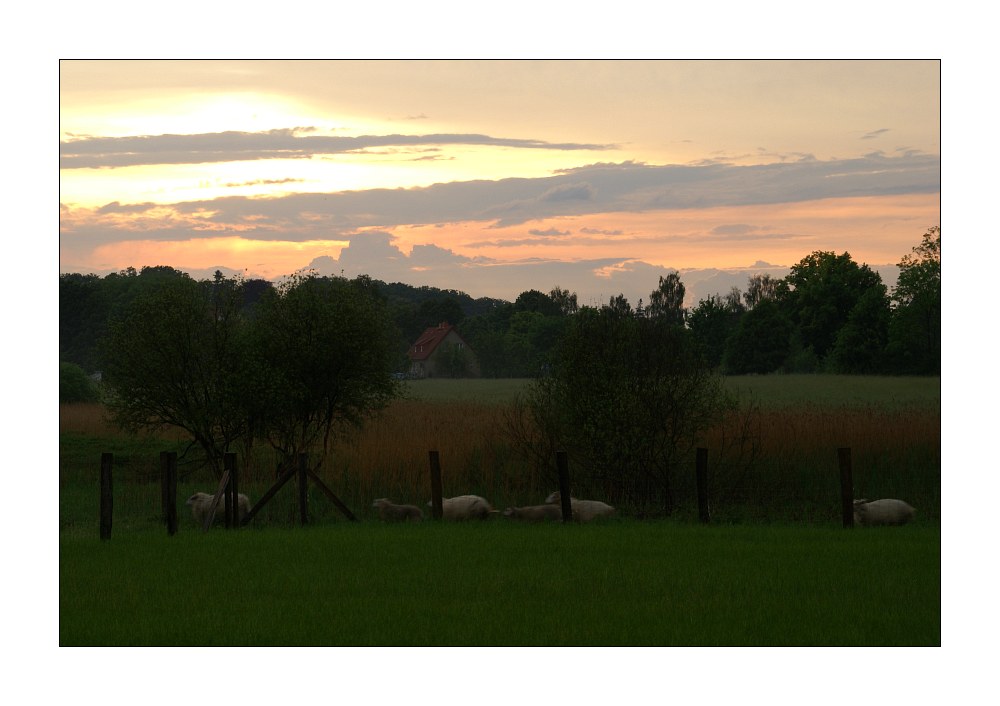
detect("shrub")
[60,362,100,403]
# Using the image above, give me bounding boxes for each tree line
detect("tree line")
[60,226,940,394]
[458,225,939,377]
[58,227,939,509]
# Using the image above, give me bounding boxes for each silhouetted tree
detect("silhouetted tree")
[688,290,745,368]
[828,284,891,373]
[549,286,579,315]
[525,306,733,514]
[723,298,793,374]
[647,273,686,325]
[784,251,884,362]
[102,274,248,477]
[887,226,941,374]
[743,273,785,309]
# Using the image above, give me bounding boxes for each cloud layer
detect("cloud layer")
[60,129,616,169]
[59,125,939,309]
[62,152,939,237]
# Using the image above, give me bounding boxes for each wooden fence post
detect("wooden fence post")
[100,452,113,541]
[696,447,711,524]
[161,451,178,536]
[429,450,443,520]
[556,450,573,522]
[298,453,309,526]
[838,447,854,528]
[241,464,297,526]
[306,469,359,521]
[204,470,231,532]
[225,452,238,530]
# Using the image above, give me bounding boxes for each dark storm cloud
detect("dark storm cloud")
[59,128,616,169]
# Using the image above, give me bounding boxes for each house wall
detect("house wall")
[411,330,481,378]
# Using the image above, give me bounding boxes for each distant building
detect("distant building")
[407,322,481,378]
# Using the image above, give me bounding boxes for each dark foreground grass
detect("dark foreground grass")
[60,521,939,646]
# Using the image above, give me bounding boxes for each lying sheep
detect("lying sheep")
[186,491,251,526]
[502,504,564,523]
[372,498,424,522]
[853,498,916,526]
[427,494,495,520]
[545,491,615,523]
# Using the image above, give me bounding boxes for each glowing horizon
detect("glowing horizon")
[60,60,940,304]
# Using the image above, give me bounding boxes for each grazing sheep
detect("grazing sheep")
[372,498,424,522]
[853,498,916,527]
[545,491,616,523]
[186,491,251,526]
[427,494,495,520]
[502,504,564,523]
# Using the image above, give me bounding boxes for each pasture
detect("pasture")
[58,374,941,645]
[60,521,939,646]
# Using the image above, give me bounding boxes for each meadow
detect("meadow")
[59,374,940,646]
[60,521,940,646]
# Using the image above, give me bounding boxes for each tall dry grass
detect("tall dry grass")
[60,403,118,437]
[60,396,940,523]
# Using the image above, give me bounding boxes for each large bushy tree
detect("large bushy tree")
[102,273,248,476]
[101,272,401,477]
[784,251,886,363]
[240,273,401,472]
[525,306,733,514]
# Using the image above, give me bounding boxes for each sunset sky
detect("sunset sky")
[59,60,940,306]
[29,25,995,701]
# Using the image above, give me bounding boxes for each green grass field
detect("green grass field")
[60,521,939,646]
[59,374,941,646]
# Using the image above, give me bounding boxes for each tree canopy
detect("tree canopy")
[62,227,941,384]
[101,272,401,476]
[524,306,733,514]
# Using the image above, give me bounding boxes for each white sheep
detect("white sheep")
[372,498,424,522]
[186,491,251,526]
[502,504,564,523]
[853,498,916,527]
[427,494,496,520]
[545,491,615,523]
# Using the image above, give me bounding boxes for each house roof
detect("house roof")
[407,322,469,361]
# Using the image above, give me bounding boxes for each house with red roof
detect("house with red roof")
[407,322,481,378]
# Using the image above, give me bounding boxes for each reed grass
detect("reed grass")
[59,376,940,529]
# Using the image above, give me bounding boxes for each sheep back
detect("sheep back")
[372,498,424,522]
[186,491,251,525]
[853,498,916,526]
[428,495,494,520]
[573,500,616,522]
[544,491,615,522]
[502,504,564,522]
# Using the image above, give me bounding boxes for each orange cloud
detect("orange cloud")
[90,236,349,279]
[388,193,939,269]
